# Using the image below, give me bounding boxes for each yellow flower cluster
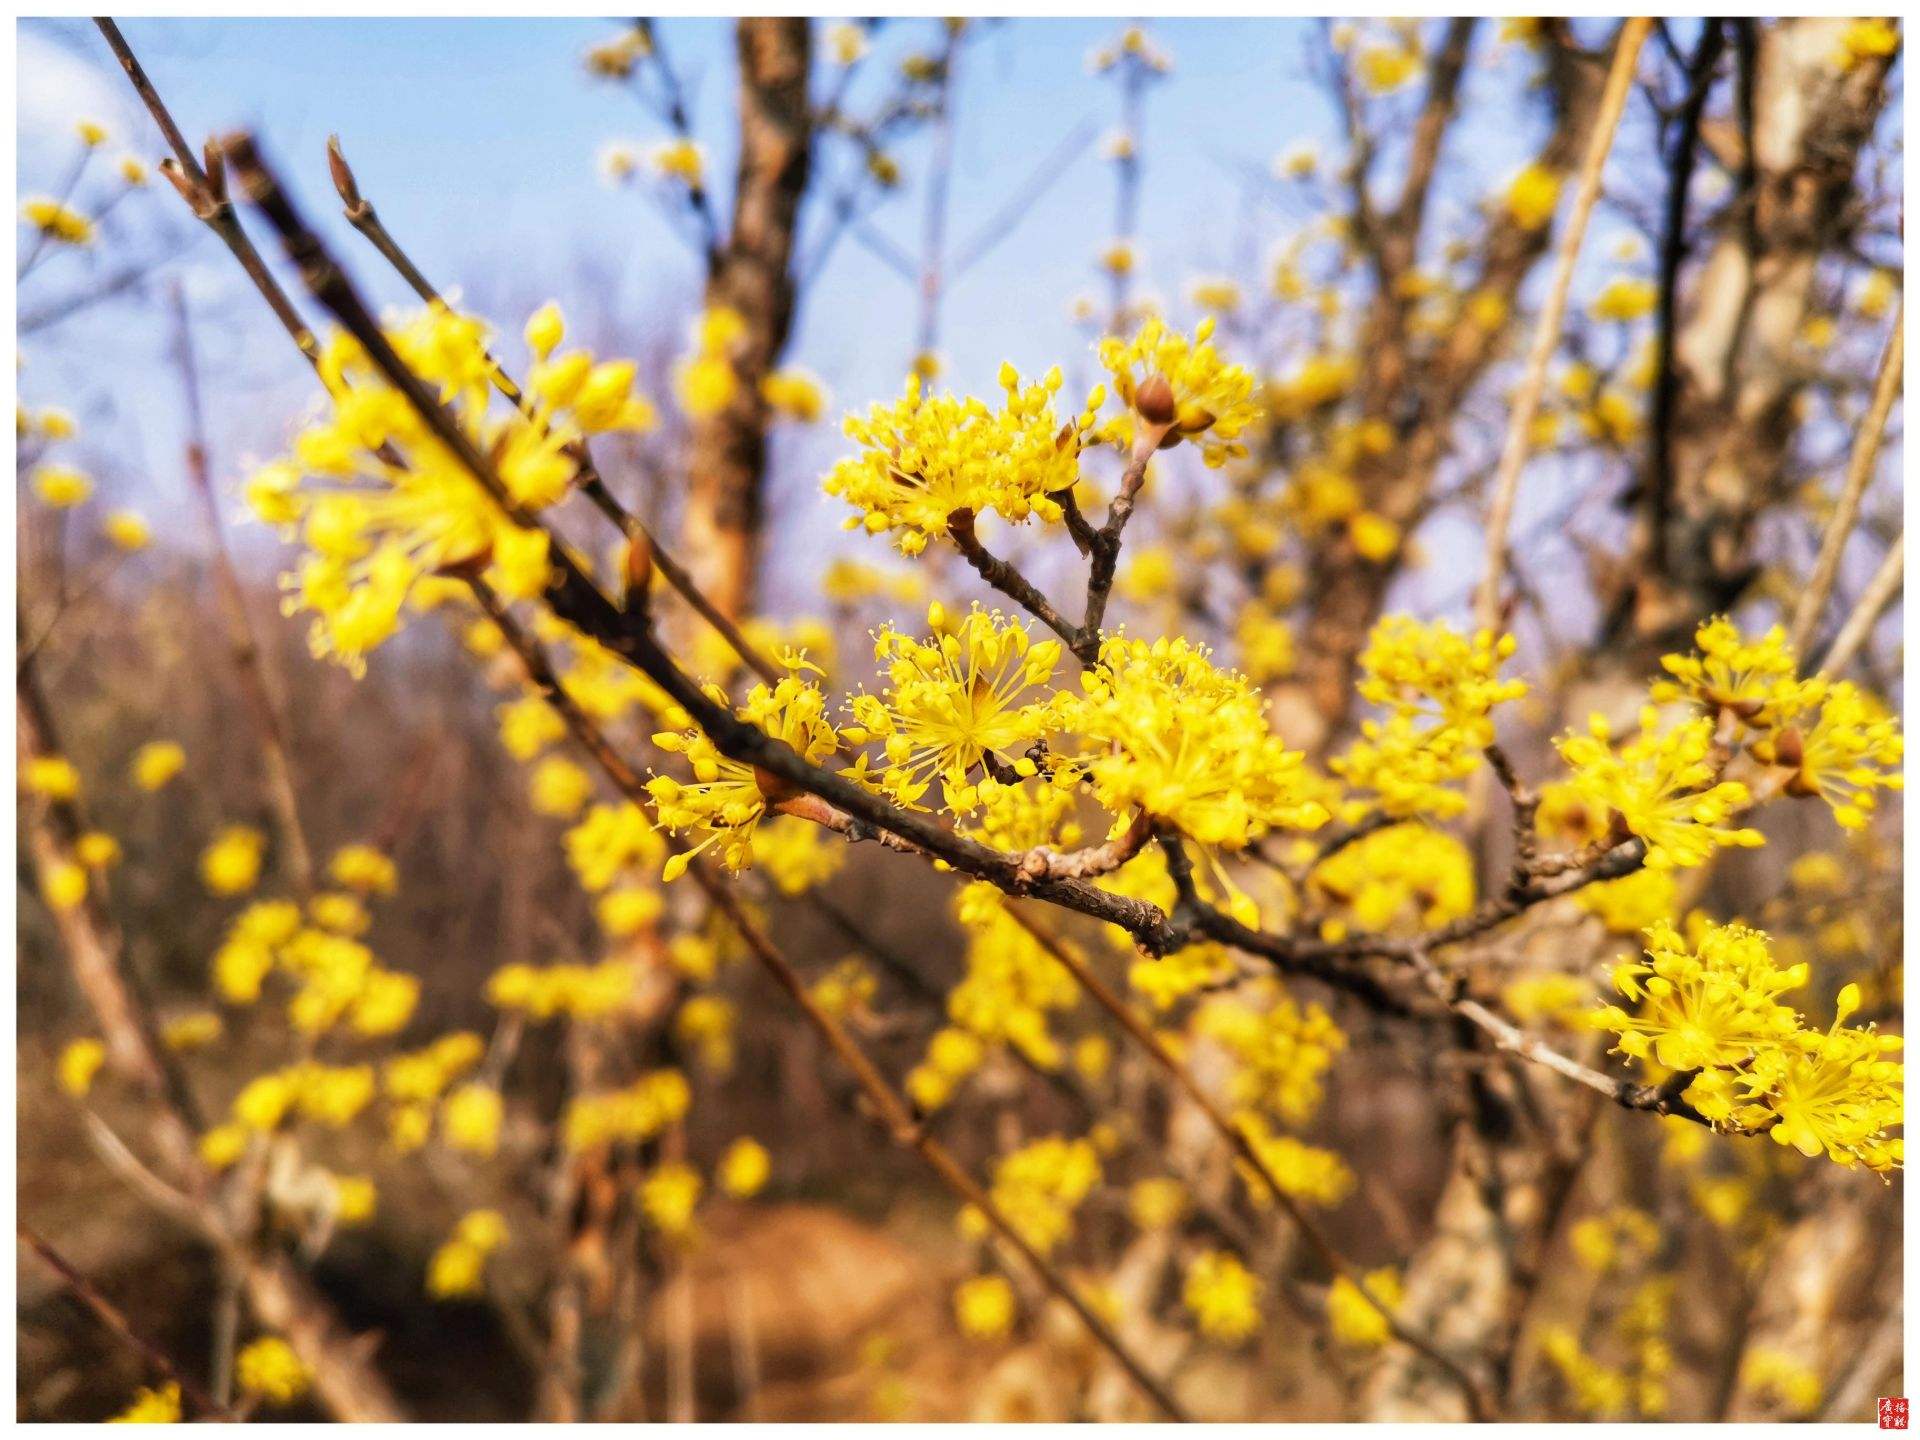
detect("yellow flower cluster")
[427,1209,508,1298]
[227,1062,377,1134]
[954,1274,1017,1340]
[846,604,1063,812]
[1326,1266,1402,1349]
[1067,635,1327,851]
[976,1134,1100,1256]
[108,1383,181,1423]
[1196,984,1346,1124]
[561,1068,691,1152]
[253,303,653,674]
[675,306,743,419]
[824,362,1093,555]
[1096,315,1260,465]
[235,1336,311,1406]
[1234,1112,1355,1207]
[487,958,634,1020]
[1184,1250,1261,1342]
[1556,712,1762,869]
[1310,823,1475,936]
[1334,619,1526,820]
[1595,921,1903,1169]
[649,663,841,877]
[640,1160,703,1240]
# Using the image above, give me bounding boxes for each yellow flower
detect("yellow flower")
[58,1037,106,1097]
[1505,163,1562,230]
[640,1160,703,1240]
[24,756,81,801]
[1650,618,1815,726]
[827,22,868,65]
[117,156,148,186]
[41,860,88,911]
[1556,711,1763,869]
[1197,986,1346,1124]
[983,1135,1100,1256]
[21,199,93,246]
[761,368,828,423]
[1589,276,1658,323]
[649,663,841,877]
[529,756,594,817]
[33,463,94,508]
[1128,1176,1188,1230]
[130,740,185,791]
[328,842,398,895]
[443,1083,504,1156]
[1067,634,1327,851]
[1834,18,1899,72]
[162,1011,224,1052]
[1327,1266,1401,1348]
[719,1137,771,1197]
[76,119,109,147]
[1312,823,1475,934]
[824,363,1093,555]
[333,1174,377,1224]
[1741,1348,1822,1414]
[109,1383,181,1423]
[1752,680,1903,830]
[198,1123,249,1170]
[564,802,664,891]
[235,1336,311,1406]
[846,604,1064,813]
[1594,919,1805,1075]
[649,137,706,185]
[1184,1250,1261,1342]
[201,825,268,895]
[1333,619,1526,820]
[954,1274,1017,1340]
[103,511,151,550]
[1098,315,1260,465]
[1357,44,1420,93]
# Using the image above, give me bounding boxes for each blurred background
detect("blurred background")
[15,16,1903,1423]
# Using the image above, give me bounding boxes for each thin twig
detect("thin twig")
[1812,529,1903,676]
[1788,303,1904,653]
[19,1223,232,1420]
[1472,18,1652,634]
[170,281,315,895]
[1007,908,1495,1420]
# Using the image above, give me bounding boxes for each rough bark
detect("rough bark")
[1606,17,1899,654]
[681,18,814,621]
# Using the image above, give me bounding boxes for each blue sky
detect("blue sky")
[16,18,1593,612]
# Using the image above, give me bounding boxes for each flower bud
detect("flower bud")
[1134,373,1176,426]
[327,134,365,215]
[622,533,654,611]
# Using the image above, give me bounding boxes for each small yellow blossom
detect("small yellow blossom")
[58,1038,107,1097]
[235,1336,311,1406]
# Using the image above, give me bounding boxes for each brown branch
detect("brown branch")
[945,506,1085,650]
[95,18,321,363]
[19,1223,232,1420]
[1403,948,1713,1128]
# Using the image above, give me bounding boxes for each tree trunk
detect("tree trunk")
[681,18,814,621]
